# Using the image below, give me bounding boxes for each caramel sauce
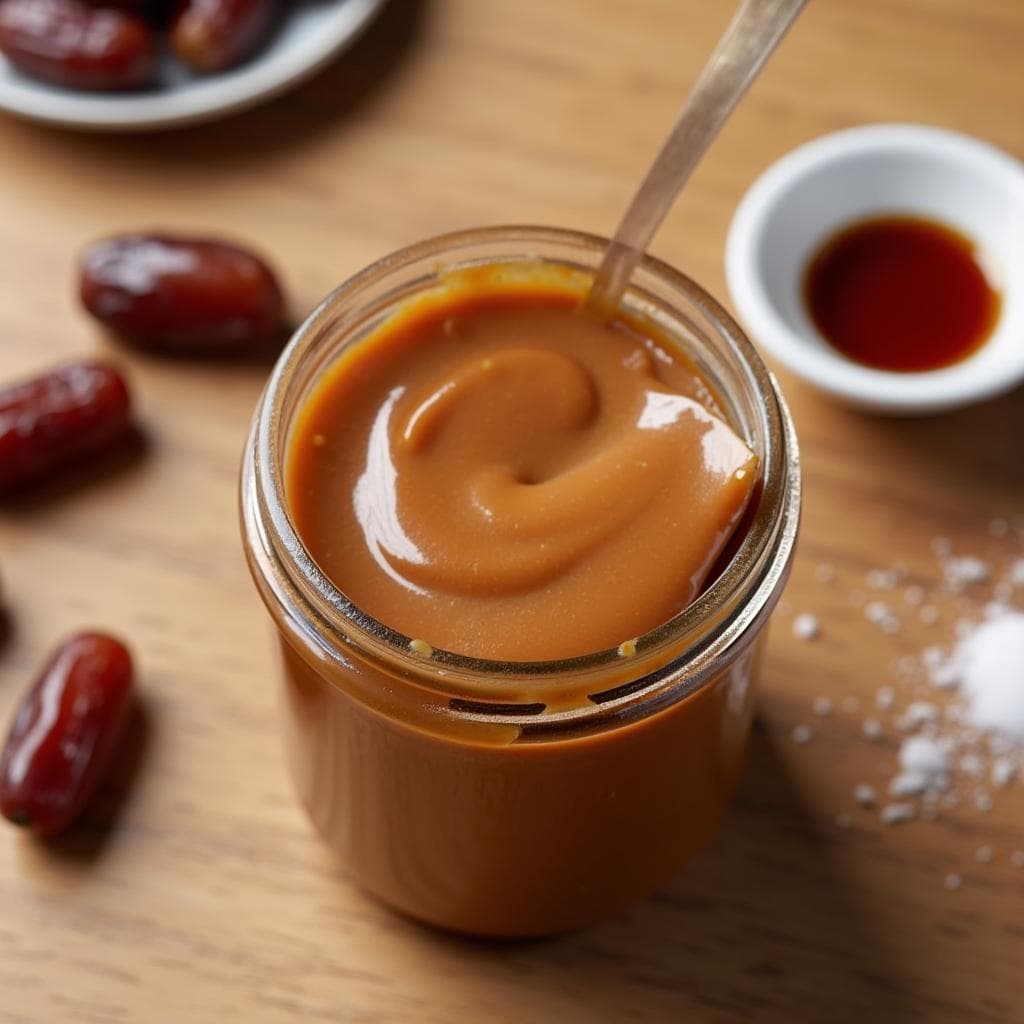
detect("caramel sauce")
[804,215,1000,372]
[287,271,758,661]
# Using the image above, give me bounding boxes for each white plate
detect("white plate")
[0,0,386,132]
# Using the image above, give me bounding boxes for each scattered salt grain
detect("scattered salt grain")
[862,718,884,741]
[991,758,1017,788]
[876,686,895,711]
[944,872,963,891]
[975,845,994,864]
[1011,851,1024,868]
[943,556,990,590]
[974,791,993,813]
[812,696,833,717]
[815,563,836,584]
[959,753,985,779]
[853,784,877,807]
[791,724,814,745]
[890,735,950,796]
[865,601,890,624]
[1009,559,1024,588]
[792,613,820,641]
[880,803,916,825]
[868,569,898,590]
[897,701,939,732]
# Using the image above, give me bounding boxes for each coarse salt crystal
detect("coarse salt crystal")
[975,845,994,864]
[812,696,833,717]
[991,758,1017,788]
[868,569,898,590]
[943,556,990,590]
[944,872,963,891]
[955,612,1024,741]
[862,718,884,741]
[898,701,939,732]
[1009,559,1024,588]
[876,686,895,711]
[880,803,916,825]
[792,613,820,641]
[890,735,950,795]
[865,601,890,624]
[791,724,813,745]
[958,753,985,779]
[853,784,877,807]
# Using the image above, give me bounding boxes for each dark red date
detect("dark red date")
[0,361,132,496]
[0,633,134,837]
[79,233,286,355]
[171,0,276,74]
[0,0,157,92]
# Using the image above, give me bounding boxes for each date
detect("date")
[80,233,286,355]
[0,361,132,496]
[171,0,276,74]
[0,0,157,92]
[0,633,134,837]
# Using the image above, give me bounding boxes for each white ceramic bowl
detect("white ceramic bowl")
[0,0,385,132]
[725,124,1024,414]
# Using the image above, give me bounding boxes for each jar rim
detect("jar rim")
[242,225,800,714]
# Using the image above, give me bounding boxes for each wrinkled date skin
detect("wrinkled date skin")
[0,633,134,837]
[0,361,132,496]
[0,0,157,91]
[171,0,277,74]
[80,234,286,355]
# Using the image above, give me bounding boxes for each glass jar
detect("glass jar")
[240,226,800,937]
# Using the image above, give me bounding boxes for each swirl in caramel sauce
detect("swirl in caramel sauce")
[287,268,757,660]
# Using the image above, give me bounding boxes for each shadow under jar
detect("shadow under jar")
[240,226,801,938]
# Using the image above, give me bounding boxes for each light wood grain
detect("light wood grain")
[1,0,1022,1020]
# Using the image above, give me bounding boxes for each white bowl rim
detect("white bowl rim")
[0,0,385,132]
[725,123,1024,414]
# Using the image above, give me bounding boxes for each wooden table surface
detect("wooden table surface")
[1,1,1022,1020]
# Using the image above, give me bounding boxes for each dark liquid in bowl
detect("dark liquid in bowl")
[804,215,1000,372]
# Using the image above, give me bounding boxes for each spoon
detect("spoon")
[587,0,807,316]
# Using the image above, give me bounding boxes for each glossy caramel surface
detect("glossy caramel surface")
[288,272,756,660]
